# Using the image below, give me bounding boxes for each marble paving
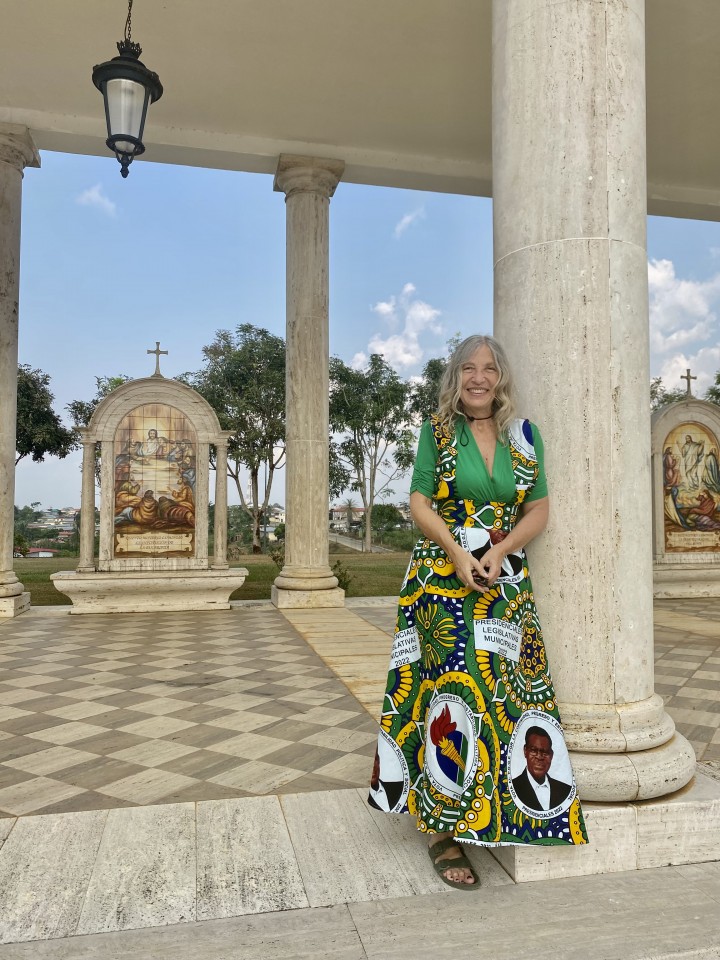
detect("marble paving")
[653,598,720,766]
[0,606,378,817]
[0,597,719,955]
[0,788,719,956]
[1,598,719,822]
[0,788,512,946]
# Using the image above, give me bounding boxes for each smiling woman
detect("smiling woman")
[367,334,588,891]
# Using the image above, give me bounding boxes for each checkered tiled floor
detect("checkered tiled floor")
[0,597,718,819]
[654,598,720,766]
[0,606,378,818]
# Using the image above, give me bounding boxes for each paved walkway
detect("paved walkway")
[0,607,378,817]
[0,597,718,957]
[329,534,391,553]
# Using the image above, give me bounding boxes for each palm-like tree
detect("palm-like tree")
[343,497,357,533]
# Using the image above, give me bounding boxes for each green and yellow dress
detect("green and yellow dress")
[368,415,588,847]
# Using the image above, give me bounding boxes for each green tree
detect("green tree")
[67,375,131,429]
[370,503,405,544]
[67,375,131,483]
[342,496,358,533]
[16,365,76,465]
[13,532,29,556]
[227,504,254,547]
[407,334,461,423]
[14,503,43,551]
[704,371,720,405]
[330,354,414,552]
[408,355,447,424]
[650,376,686,412]
[183,325,286,553]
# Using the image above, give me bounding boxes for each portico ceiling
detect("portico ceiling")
[1,0,719,219]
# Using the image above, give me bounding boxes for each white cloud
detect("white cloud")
[648,258,720,354]
[360,283,443,371]
[351,351,368,370]
[372,297,397,324]
[649,258,720,396]
[76,183,116,217]
[393,207,425,239]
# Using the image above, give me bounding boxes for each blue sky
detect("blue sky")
[14,150,720,509]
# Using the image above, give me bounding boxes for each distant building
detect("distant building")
[329,505,366,531]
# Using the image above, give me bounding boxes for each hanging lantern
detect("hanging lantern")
[92,0,163,178]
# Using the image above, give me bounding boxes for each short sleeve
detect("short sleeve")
[524,422,548,502]
[409,420,439,498]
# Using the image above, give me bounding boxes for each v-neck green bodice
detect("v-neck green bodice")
[410,416,547,504]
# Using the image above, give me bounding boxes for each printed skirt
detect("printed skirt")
[368,499,588,847]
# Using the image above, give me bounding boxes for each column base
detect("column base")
[491,767,720,882]
[0,592,30,618]
[561,694,676,753]
[274,566,339,592]
[572,731,697,801]
[271,585,345,609]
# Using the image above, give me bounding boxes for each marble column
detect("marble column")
[492,0,695,801]
[212,434,231,570]
[271,155,345,609]
[77,431,96,573]
[0,124,39,619]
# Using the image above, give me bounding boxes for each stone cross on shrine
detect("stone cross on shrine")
[681,368,697,397]
[147,341,168,377]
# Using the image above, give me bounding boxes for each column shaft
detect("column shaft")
[212,439,229,569]
[272,155,345,609]
[492,0,694,799]
[77,436,96,572]
[0,125,38,618]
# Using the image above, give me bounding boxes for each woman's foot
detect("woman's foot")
[428,832,477,885]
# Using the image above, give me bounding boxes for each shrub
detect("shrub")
[269,546,285,570]
[332,559,354,593]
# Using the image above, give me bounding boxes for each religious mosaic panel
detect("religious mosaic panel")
[663,421,720,554]
[113,403,196,558]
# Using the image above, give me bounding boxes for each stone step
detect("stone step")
[1,785,719,953]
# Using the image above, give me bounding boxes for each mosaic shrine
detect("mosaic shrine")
[663,421,720,554]
[113,403,197,558]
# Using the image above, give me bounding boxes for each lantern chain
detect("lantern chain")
[124,0,134,43]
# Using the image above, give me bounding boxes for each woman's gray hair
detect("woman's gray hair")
[436,335,516,441]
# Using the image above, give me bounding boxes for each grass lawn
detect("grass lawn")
[14,551,409,606]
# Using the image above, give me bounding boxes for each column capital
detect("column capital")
[0,124,40,172]
[274,155,345,200]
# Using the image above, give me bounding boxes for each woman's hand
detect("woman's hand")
[447,547,490,592]
[477,544,508,587]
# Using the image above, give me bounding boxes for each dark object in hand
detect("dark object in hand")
[470,541,491,588]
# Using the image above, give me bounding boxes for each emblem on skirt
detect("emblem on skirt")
[425,695,478,797]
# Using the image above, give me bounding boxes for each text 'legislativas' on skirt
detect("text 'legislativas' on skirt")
[368,414,589,848]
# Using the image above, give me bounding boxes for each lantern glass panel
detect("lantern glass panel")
[105,77,149,151]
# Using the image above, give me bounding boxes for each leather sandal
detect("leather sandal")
[428,835,480,891]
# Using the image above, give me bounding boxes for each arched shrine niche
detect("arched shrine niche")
[113,403,197,560]
[51,359,247,613]
[652,396,720,597]
[662,421,720,554]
